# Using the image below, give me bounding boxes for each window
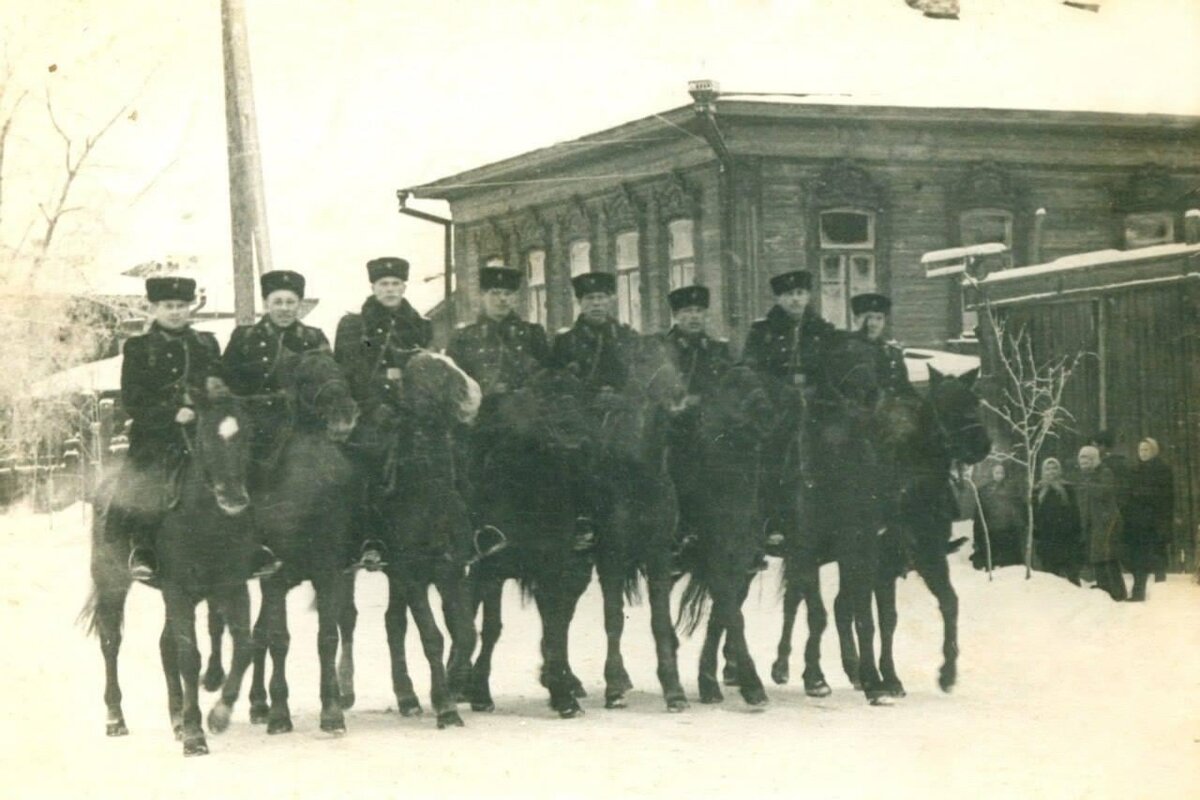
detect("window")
[484,255,505,267]
[668,219,696,289]
[817,209,877,329]
[1124,212,1174,248]
[526,249,547,327]
[959,208,1013,249]
[820,209,874,249]
[569,240,591,276]
[615,231,641,330]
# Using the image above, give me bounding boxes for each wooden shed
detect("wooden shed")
[975,243,1200,571]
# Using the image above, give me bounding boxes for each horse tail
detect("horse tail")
[623,571,641,605]
[674,570,711,638]
[77,585,102,637]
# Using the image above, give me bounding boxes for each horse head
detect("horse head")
[596,337,686,462]
[400,351,482,428]
[699,365,775,448]
[289,349,359,442]
[495,368,593,452]
[191,390,253,516]
[927,365,991,466]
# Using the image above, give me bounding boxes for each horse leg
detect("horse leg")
[599,574,632,709]
[163,590,207,756]
[771,577,803,686]
[314,575,347,733]
[95,589,130,736]
[536,589,584,719]
[834,585,861,690]
[914,547,959,692]
[437,565,476,705]
[800,568,832,698]
[247,600,270,723]
[335,574,357,709]
[716,587,767,707]
[158,621,183,740]
[469,577,503,712]
[698,613,724,704]
[207,584,254,734]
[384,577,422,717]
[261,583,293,734]
[876,573,905,697]
[648,572,687,712]
[201,601,226,693]
[722,576,751,686]
[843,537,885,704]
[407,581,462,729]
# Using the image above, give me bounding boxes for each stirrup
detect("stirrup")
[128,549,156,583]
[471,525,509,563]
[251,547,283,580]
[344,541,387,573]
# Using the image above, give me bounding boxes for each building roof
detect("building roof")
[406,98,1200,202]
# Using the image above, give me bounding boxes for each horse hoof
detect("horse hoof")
[604,693,627,710]
[172,725,184,742]
[850,678,863,691]
[556,700,585,719]
[105,721,129,737]
[567,674,588,698]
[770,661,790,686]
[398,698,424,717]
[882,680,907,698]
[804,679,832,698]
[249,703,270,724]
[722,672,740,687]
[267,717,293,735]
[868,693,895,707]
[320,714,347,734]
[666,696,689,713]
[339,692,356,711]
[470,699,495,713]
[938,670,956,693]
[207,702,232,734]
[741,687,769,707]
[436,711,464,729]
[201,667,226,693]
[182,736,208,757]
[698,679,724,704]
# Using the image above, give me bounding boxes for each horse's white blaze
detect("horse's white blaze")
[218,416,239,440]
[427,351,482,424]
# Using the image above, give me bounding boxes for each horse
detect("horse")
[221,348,362,735]
[467,368,598,718]
[335,351,481,729]
[591,336,691,711]
[82,389,259,756]
[675,365,777,707]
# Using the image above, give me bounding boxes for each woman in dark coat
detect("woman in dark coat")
[972,462,1026,570]
[1124,438,1174,601]
[1076,446,1127,601]
[1032,457,1082,585]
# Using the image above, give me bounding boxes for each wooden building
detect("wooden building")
[405,86,1200,352]
[975,242,1200,571]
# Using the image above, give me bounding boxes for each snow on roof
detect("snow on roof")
[904,348,980,384]
[980,243,1200,284]
[921,243,1009,264]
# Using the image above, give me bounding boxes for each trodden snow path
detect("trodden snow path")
[0,502,1197,799]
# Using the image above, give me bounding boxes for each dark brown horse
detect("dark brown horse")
[466,368,598,718]
[592,336,691,711]
[82,390,259,756]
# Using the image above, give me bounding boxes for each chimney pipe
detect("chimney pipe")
[1030,208,1047,265]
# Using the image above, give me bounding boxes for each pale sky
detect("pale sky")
[2,0,1198,328]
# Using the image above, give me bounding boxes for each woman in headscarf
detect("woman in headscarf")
[1032,457,1082,585]
[1123,438,1175,601]
[971,462,1026,570]
[1076,445,1127,601]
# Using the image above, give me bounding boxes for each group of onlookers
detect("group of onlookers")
[969,432,1176,602]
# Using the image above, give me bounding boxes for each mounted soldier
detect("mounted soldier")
[849,292,914,399]
[334,256,432,569]
[548,271,640,550]
[447,265,550,554]
[741,269,838,553]
[222,270,333,576]
[115,277,237,582]
[658,285,733,571]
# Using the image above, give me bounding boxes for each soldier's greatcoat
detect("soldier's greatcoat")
[120,323,222,468]
[852,329,914,397]
[223,317,330,397]
[740,305,838,395]
[446,312,549,397]
[659,326,733,398]
[334,297,432,413]
[548,316,640,394]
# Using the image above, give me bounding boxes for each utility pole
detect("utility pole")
[221,0,273,325]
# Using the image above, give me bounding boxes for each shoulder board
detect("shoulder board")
[455,321,472,330]
[556,327,572,335]
[712,336,730,344]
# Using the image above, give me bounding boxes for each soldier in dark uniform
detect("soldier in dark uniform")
[334,257,432,569]
[741,269,838,553]
[548,271,640,549]
[659,285,734,572]
[222,270,331,576]
[447,265,551,556]
[116,277,225,582]
[548,271,640,395]
[849,292,914,398]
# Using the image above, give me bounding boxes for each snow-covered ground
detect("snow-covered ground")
[1,502,1197,799]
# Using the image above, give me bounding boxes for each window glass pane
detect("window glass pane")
[668,219,695,260]
[670,261,695,290]
[820,211,872,248]
[615,231,640,269]
[848,255,876,294]
[959,209,1013,248]
[526,250,547,326]
[821,254,844,283]
[1124,212,1174,248]
[529,287,547,328]
[820,254,847,330]
[569,241,591,276]
[617,271,641,331]
[527,249,546,286]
